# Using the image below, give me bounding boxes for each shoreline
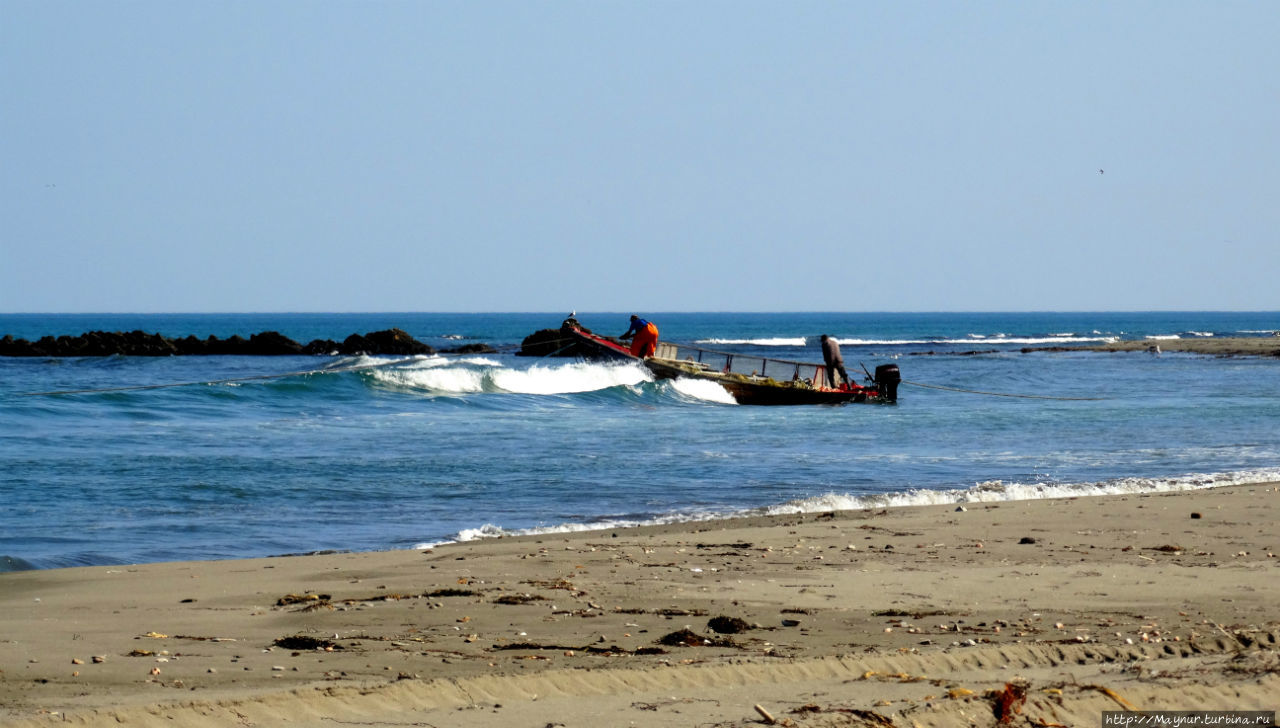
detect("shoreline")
[3,484,1277,727]
[12,469,1280,573]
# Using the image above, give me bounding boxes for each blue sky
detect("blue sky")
[3,2,1277,312]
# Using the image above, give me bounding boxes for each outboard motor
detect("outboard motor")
[874,364,901,402]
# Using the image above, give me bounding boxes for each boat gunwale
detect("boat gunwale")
[560,321,891,404]
[564,321,843,373]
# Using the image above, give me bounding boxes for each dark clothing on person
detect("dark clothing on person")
[622,318,652,338]
[820,335,849,388]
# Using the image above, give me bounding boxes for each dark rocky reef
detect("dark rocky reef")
[445,342,498,355]
[0,329,458,357]
[907,349,999,357]
[518,318,615,357]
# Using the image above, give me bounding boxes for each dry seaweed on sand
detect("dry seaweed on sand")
[989,681,1027,724]
[276,590,430,612]
[272,635,343,651]
[615,607,709,617]
[871,608,954,619]
[522,577,579,591]
[424,587,481,597]
[491,642,666,656]
[492,593,548,605]
[656,628,740,648]
[707,616,754,634]
[793,705,897,726]
[276,593,331,606]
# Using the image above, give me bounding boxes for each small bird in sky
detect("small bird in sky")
[1099,169,1104,174]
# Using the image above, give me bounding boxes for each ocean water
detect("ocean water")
[2,312,1279,571]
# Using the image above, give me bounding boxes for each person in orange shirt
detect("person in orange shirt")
[620,315,659,357]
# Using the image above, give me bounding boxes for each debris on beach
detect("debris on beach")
[989,681,1027,723]
[615,607,709,617]
[707,616,753,634]
[492,593,547,605]
[491,641,666,656]
[657,629,738,648]
[792,704,897,726]
[425,588,481,598]
[272,635,342,651]
[276,593,331,606]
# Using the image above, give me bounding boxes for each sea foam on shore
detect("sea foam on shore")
[429,467,1280,547]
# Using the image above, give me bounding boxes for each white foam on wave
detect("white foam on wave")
[372,358,649,395]
[1146,335,1182,340]
[764,468,1280,514]
[373,364,487,393]
[1187,331,1214,337]
[668,378,738,404]
[413,467,1280,549]
[325,354,417,370]
[960,335,1116,345]
[696,337,808,347]
[695,335,1119,347]
[364,354,499,393]
[835,338,933,345]
[384,355,501,370]
[491,361,649,394]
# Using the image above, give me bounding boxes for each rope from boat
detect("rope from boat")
[17,359,415,397]
[901,379,1105,401]
[537,341,578,359]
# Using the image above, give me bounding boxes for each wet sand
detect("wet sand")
[2,485,1278,727]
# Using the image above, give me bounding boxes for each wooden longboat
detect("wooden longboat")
[561,319,899,406]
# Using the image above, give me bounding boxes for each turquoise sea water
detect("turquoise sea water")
[2,312,1279,571]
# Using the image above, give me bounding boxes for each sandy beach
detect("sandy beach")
[2,485,1278,727]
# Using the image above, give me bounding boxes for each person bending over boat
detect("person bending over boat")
[820,334,849,388]
[621,315,659,357]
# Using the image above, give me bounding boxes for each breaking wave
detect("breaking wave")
[490,361,649,395]
[693,335,1118,347]
[369,357,649,395]
[667,377,738,404]
[952,335,1116,345]
[696,337,808,346]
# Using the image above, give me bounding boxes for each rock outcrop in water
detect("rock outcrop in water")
[0,329,468,357]
[517,318,615,357]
